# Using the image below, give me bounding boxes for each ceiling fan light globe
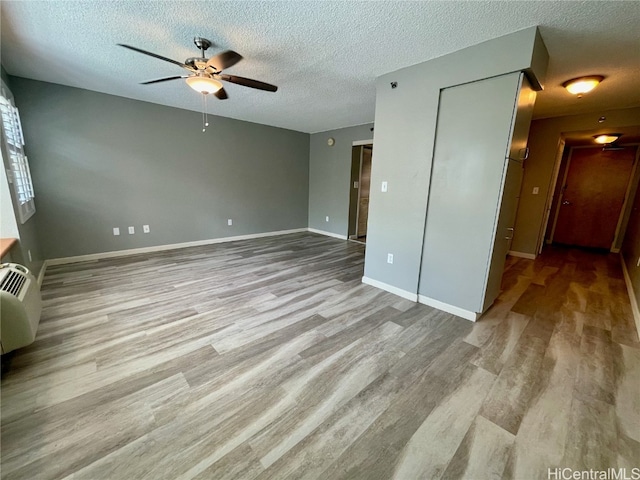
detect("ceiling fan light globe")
[186,76,223,94]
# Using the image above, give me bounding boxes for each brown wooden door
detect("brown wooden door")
[554,146,636,249]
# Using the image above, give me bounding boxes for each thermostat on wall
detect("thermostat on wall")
[327,137,335,146]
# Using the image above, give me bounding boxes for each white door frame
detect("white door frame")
[354,146,364,237]
[548,145,573,245]
[348,140,374,241]
[538,138,566,253]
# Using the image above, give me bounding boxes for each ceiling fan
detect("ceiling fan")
[118,37,278,100]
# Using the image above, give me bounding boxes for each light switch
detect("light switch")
[326,216,329,222]
[143,225,150,233]
[387,253,394,264]
[113,227,120,236]
[354,181,359,189]
[227,219,233,226]
[532,187,539,195]
[381,181,388,192]
[128,226,135,234]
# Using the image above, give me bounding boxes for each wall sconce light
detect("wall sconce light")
[593,133,621,144]
[563,76,604,97]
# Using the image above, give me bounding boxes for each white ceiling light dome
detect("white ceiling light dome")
[185,75,223,95]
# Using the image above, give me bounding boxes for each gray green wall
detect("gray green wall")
[1,66,11,88]
[622,184,640,331]
[364,27,547,294]
[11,77,309,260]
[511,106,640,255]
[309,123,373,236]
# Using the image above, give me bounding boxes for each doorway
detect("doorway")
[548,145,638,250]
[348,144,373,243]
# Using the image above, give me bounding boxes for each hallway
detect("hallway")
[466,245,639,477]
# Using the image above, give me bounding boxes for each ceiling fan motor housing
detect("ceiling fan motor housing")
[185,58,211,71]
[193,37,212,52]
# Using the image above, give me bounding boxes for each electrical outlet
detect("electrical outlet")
[387,253,394,264]
[143,225,150,233]
[113,227,120,236]
[128,226,135,235]
[381,181,388,192]
[228,219,233,226]
[326,216,329,222]
[354,181,359,189]
[532,187,539,195]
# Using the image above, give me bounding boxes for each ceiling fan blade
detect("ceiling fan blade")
[217,74,278,92]
[206,50,243,71]
[214,87,229,100]
[140,76,188,85]
[118,44,195,72]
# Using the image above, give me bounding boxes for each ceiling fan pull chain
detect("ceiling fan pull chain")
[202,93,206,132]
[205,94,209,128]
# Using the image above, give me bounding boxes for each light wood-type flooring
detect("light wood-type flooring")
[1,233,639,479]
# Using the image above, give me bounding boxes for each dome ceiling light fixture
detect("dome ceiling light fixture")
[593,133,622,144]
[563,75,604,98]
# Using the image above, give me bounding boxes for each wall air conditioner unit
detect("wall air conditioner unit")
[0,263,42,354]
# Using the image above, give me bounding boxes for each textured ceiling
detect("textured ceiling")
[1,1,639,133]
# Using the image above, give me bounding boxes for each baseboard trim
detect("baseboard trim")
[620,254,640,338]
[417,294,480,322]
[508,250,537,260]
[45,228,308,266]
[37,260,48,287]
[307,228,348,240]
[361,276,418,302]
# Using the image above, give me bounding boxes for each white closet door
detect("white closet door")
[418,72,523,313]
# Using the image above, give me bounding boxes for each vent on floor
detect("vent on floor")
[0,270,27,297]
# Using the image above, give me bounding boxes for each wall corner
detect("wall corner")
[525,27,549,91]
